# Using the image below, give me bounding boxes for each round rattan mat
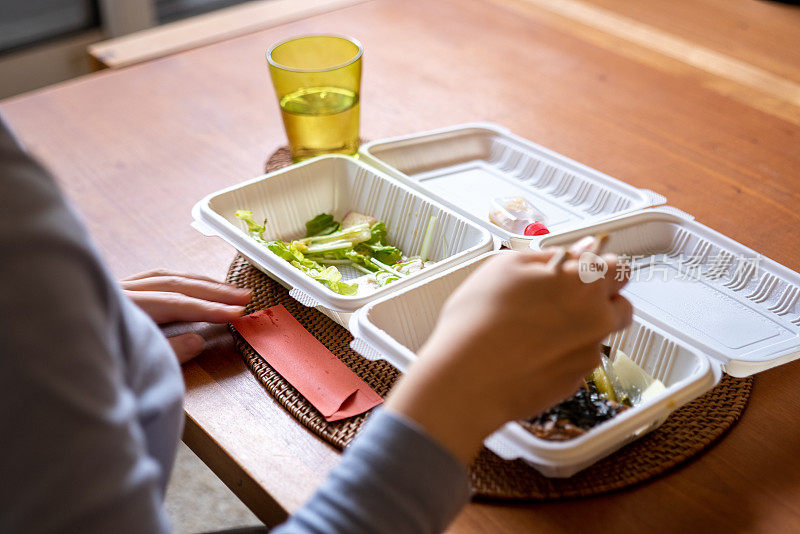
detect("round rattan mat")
[225,146,755,499]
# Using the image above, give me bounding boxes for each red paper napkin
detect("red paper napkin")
[232,305,383,422]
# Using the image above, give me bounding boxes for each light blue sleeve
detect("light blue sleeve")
[0,113,470,534]
[272,409,472,534]
[0,115,182,534]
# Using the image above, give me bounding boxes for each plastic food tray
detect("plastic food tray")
[360,123,666,250]
[191,155,493,326]
[192,122,665,320]
[191,122,800,476]
[349,209,800,477]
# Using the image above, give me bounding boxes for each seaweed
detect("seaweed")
[525,345,630,441]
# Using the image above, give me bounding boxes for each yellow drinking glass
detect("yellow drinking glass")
[267,34,363,162]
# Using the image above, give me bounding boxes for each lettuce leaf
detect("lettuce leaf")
[345,250,380,272]
[356,242,402,264]
[293,223,371,253]
[374,271,401,286]
[305,213,340,237]
[295,263,358,295]
[355,221,401,263]
[238,210,418,295]
[235,210,268,244]
[266,240,306,264]
[266,240,358,295]
[366,221,387,245]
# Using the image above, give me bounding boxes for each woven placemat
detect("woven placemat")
[227,146,755,499]
[262,142,367,174]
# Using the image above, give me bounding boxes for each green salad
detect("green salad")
[236,210,436,295]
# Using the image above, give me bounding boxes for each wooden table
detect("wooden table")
[3,0,800,531]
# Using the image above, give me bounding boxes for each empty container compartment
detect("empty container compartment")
[360,123,666,250]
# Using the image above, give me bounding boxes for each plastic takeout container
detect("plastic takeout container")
[191,122,800,476]
[360,123,666,250]
[532,208,800,378]
[191,154,493,325]
[349,208,800,477]
[192,122,666,319]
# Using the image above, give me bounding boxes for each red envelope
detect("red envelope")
[232,305,383,421]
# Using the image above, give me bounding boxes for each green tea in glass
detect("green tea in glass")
[267,34,363,162]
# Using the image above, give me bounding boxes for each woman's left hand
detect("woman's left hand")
[122,270,252,363]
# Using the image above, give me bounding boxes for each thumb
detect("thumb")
[168,333,206,364]
[518,248,561,264]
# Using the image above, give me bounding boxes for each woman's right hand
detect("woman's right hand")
[384,249,632,464]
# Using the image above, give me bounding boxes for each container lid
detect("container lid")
[532,207,800,377]
[359,122,666,249]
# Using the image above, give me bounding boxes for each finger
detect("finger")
[122,269,222,284]
[517,248,560,264]
[605,254,631,295]
[544,248,568,271]
[126,290,246,324]
[121,276,251,305]
[565,344,604,376]
[608,294,634,332]
[595,254,628,295]
[567,236,597,257]
[465,249,555,283]
[557,258,581,279]
[561,253,626,296]
[168,333,206,364]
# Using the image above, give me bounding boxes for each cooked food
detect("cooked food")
[527,381,629,441]
[525,345,665,441]
[235,210,436,295]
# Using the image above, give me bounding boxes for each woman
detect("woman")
[0,115,630,533]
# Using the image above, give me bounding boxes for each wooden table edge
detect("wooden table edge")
[183,412,290,527]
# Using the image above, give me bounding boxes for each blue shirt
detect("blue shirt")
[0,115,470,534]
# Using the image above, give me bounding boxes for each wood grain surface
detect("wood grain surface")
[88,0,369,69]
[2,0,799,532]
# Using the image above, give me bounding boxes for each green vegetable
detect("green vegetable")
[374,272,401,286]
[356,243,402,264]
[369,257,407,278]
[236,210,429,296]
[294,263,358,295]
[588,363,617,402]
[266,241,357,295]
[354,221,401,264]
[234,214,357,295]
[344,250,380,272]
[303,240,356,255]
[293,223,371,253]
[366,221,387,244]
[419,215,437,262]
[235,210,268,244]
[266,240,306,264]
[305,213,340,237]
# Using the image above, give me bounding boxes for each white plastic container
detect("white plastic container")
[532,208,800,378]
[191,123,666,320]
[191,123,800,476]
[360,123,666,250]
[348,209,800,477]
[191,154,493,326]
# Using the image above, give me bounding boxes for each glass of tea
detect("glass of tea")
[267,34,363,162]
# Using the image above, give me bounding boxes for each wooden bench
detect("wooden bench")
[88,0,368,69]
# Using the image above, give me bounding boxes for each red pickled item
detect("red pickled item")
[524,221,549,236]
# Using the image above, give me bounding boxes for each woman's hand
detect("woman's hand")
[122,270,251,363]
[384,249,632,465]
